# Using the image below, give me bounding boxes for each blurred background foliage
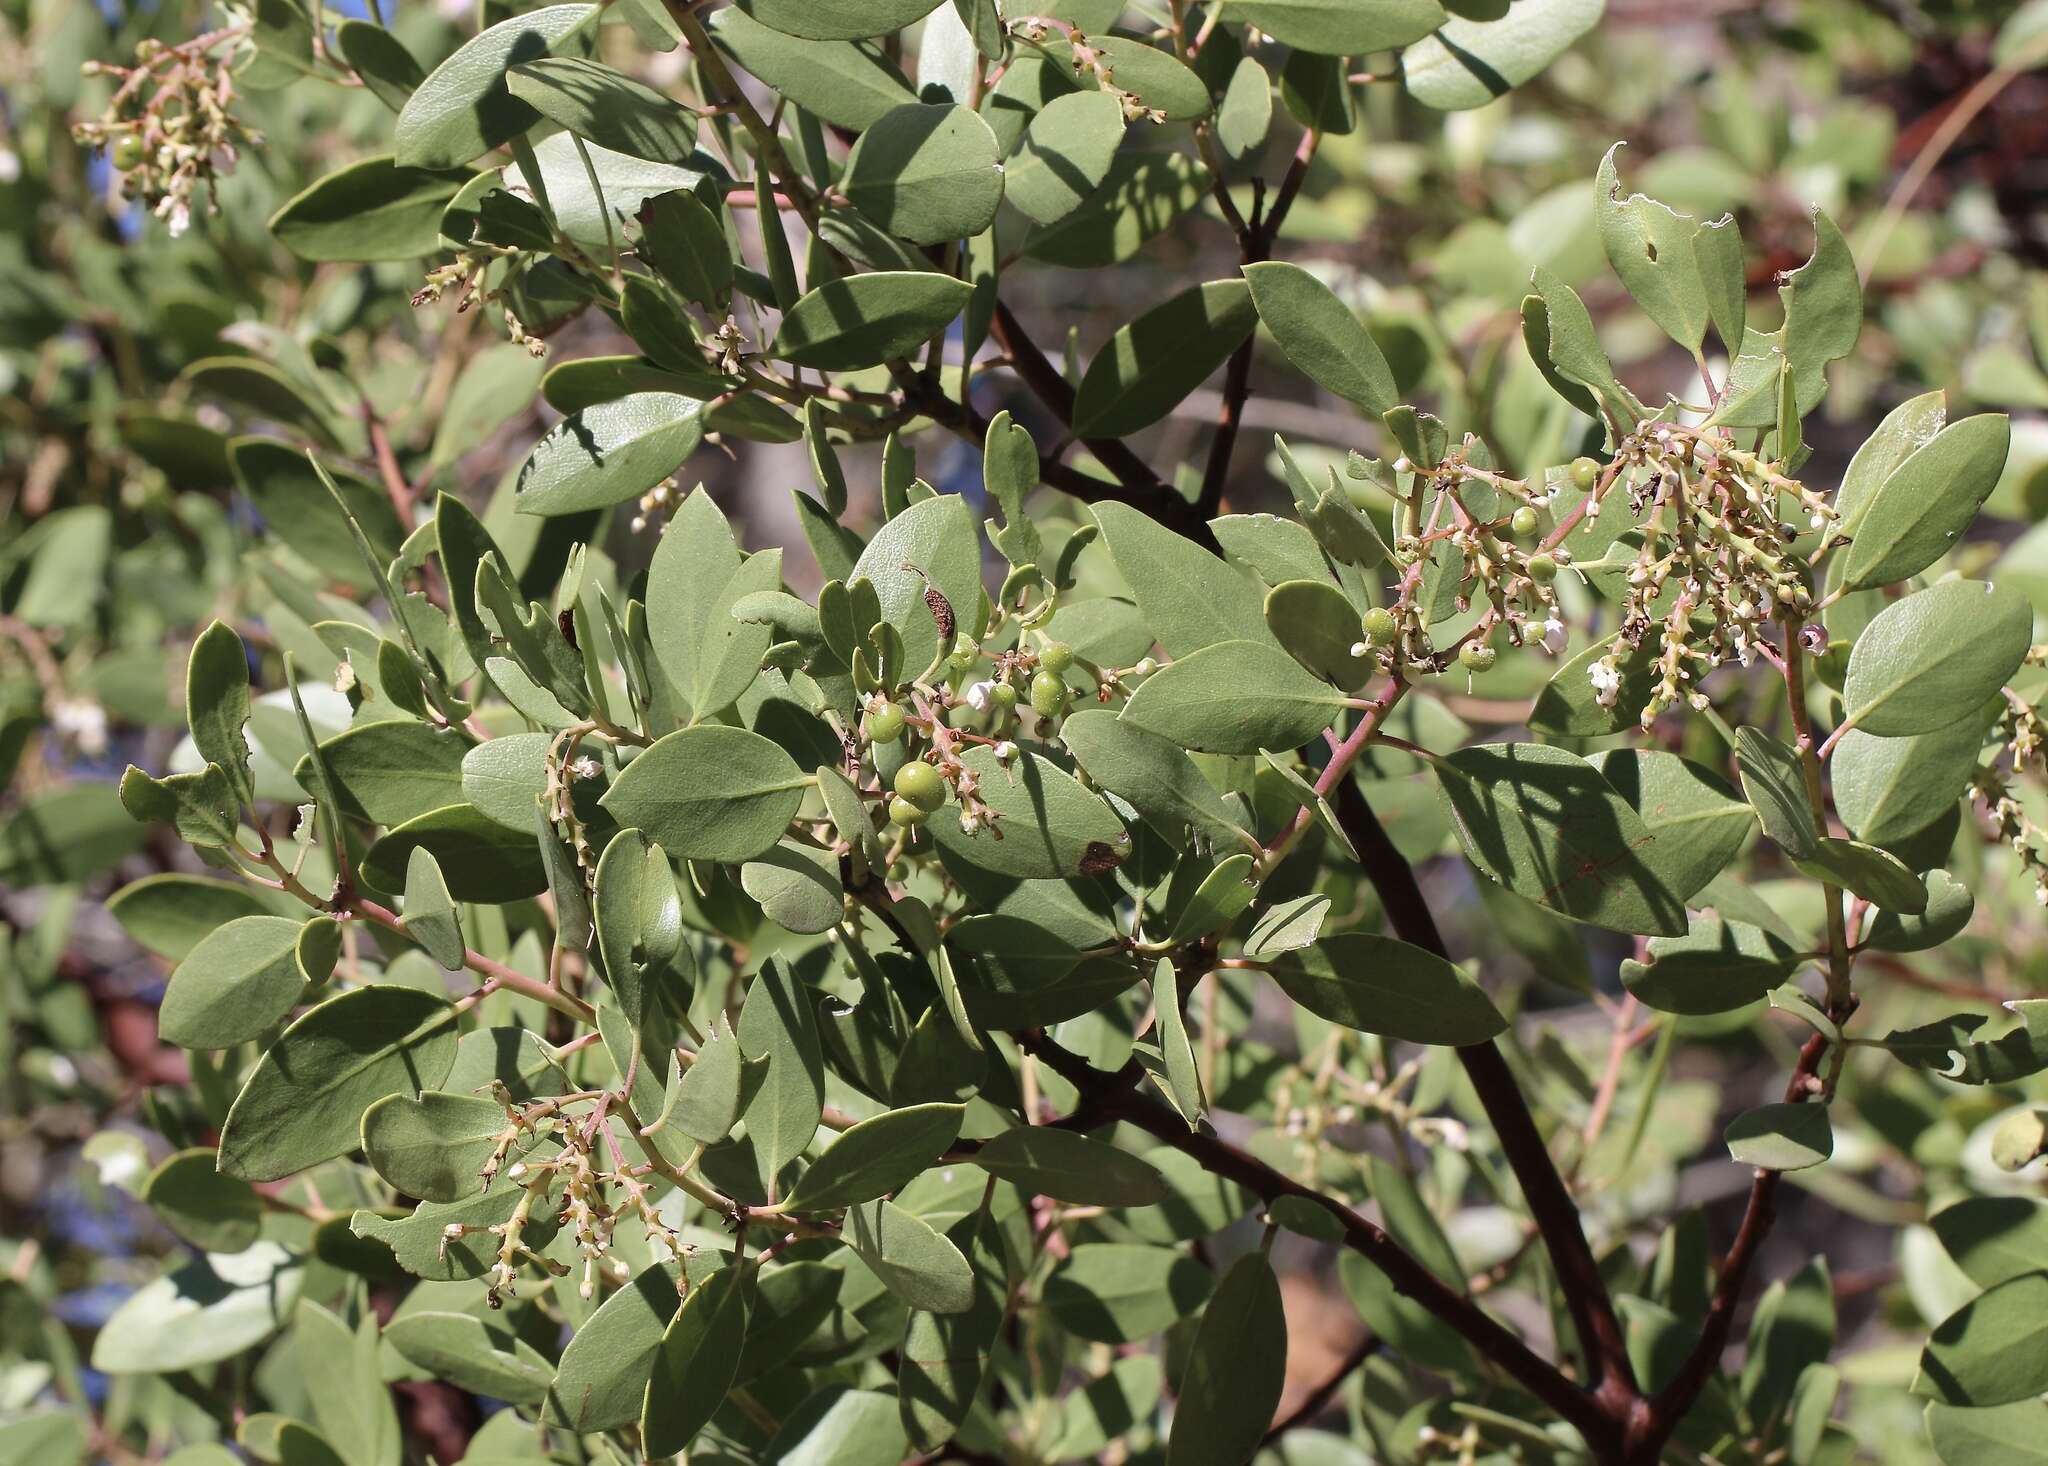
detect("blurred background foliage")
[5,0,2048,1461]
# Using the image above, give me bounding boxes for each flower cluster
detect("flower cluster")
[1371,443,1571,677]
[410,259,549,358]
[449,1085,687,1308]
[1976,686,2048,906]
[1010,20,1170,123]
[75,28,257,238]
[1581,425,1836,726]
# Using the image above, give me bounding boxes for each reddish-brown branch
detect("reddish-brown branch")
[1259,1330,1379,1446]
[366,416,417,533]
[1197,126,1321,518]
[1020,1031,1619,1452]
[982,301,1220,550]
[1631,1031,1832,1460]
[1330,776,1641,1414]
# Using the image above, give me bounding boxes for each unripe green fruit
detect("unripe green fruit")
[112,135,145,170]
[888,797,928,828]
[1361,607,1398,645]
[1039,641,1075,675]
[865,701,905,742]
[1030,669,1071,718]
[1569,456,1600,490]
[893,760,947,812]
[1527,553,1557,584]
[1510,506,1540,536]
[1459,641,1498,672]
[990,681,1018,713]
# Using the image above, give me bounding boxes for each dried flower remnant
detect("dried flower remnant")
[76,27,257,236]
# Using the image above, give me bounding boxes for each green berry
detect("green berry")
[112,135,145,170]
[888,796,928,828]
[893,759,947,812]
[1510,505,1540,536]
[1459,641,1497,672]
[1527,553,1557,584]
[1039,641,1075,675]
[1569,456,1600,490]
[1361,607,1398,645]
[990,681,1018,713]
[1030,669,1071,718]
[865,701,905,743]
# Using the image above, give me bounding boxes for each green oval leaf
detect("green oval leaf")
[1434,741,1688,937]
[218,986,460,1181]
[601,726,809,863]
[1725,1101,1833,1171]
[1917,1273,2048,1406]
[738,0,941,40]
[1167,1252,1288,1466]
[843,103,1003,245]
[89,1244,302,1373]
[394,5,599,168]
[140,1149,263,1254]
[1225,0,1445,53]
[638,1269,753,1457]
[931,746,1131,879]
[1060,709,1255,853]
[545,1259,682,1431]
[1265,932,1507,1045]
[769,272,974,370]
[159,915,320,1049]
[709,9,916,131]
[1243,260,1397,416]
[973,1128,1171,1206]
[1072,280,1258,437]
[1005,91,1125,227]
[1842,579,2031,738]
[360,1091,514,1202]
[360,802,549,902]
[1404,0,1605,111]
[504,56,698,163]
[268,156,472,262]
[1120,640,1350,755]
[1042,1243,1213,1343]
[513,391,706,517]
[1840,413,2011,590]
[784,1103,965,1212]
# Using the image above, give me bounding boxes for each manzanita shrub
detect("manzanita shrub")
[10,1,2048,1465]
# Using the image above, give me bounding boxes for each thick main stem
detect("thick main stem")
[1330,778,1641,1415]
[1021,1033,1620,1451]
